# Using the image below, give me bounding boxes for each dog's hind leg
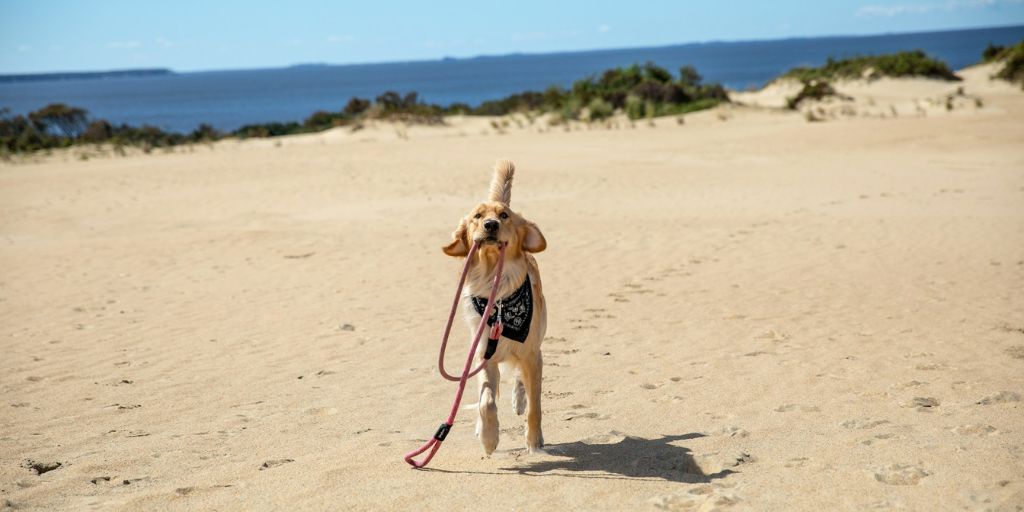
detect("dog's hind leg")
[511,367,527,416]
[476,361,500,455]
[520,352,544,453]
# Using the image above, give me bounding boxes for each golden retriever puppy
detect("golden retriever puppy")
[442,160,547,455]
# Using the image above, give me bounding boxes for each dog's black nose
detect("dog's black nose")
[483,219,499,231]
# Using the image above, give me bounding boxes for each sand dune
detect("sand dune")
[2,69,1023,511]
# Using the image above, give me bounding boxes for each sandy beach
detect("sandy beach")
[2,66,1023,511]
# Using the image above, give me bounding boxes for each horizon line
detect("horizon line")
[3,22,1021,77]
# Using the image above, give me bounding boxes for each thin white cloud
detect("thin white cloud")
[597,24,611,33]
[155,37,175,48]
[17,44,31,52]
[107,40,142,49]
[857,0,1021,17]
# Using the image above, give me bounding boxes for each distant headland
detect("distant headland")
[0,69,174,84]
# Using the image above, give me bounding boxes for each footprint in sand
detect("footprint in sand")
[259,459,294,470]
[754,330,789,342]
[840,418,890,429]
[564,411,608,421]
[976,391,1021,405]
[903,397,940,411]
[997,324,1024,335]
[691,451,756,474]
[543,391,573,400]
[1004,346,1024,360]
[582,431,627,444]
[891,380,928,390]
[652,395,686,404]
[649,485,740,511]
[718,426,750,438]
[873,464,930,485]
[860,433,897,446]
[22,460,62,475]
[784,457,809,468]
[951,424,999,436]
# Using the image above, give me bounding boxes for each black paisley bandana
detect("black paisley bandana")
[470,276,533,343]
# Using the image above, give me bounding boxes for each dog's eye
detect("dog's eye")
[499,212,508,219]
[474,213,482,219]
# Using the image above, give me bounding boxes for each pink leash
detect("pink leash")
[404,240,506,469]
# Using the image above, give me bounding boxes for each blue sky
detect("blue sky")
[2,0,1023,73]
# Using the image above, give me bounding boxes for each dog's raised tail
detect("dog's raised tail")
[488,159,515,205]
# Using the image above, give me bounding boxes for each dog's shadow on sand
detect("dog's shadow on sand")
[505,433,732,482]
[428,432,734,482]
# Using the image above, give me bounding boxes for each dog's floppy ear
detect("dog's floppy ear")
[520,221,546,253]
[442,218,470,257]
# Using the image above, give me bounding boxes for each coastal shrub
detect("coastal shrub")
[624,95,645,120]
[110,124,185,148]
[697,83,729,101]
[15,125,49,151]
[445,102,471,115]
[644,100,657,119]
[374,91,405,113]
[643,62,673,83]
[343,97,371,116]
[2,108,62,152]
[560,96,583,121]
[786,80,841,109]
[655,97,723,116]
[81,120,114,142]
[678,66,702,88]
[304,110,347,130]
[190,123,220,142]
[473,91,545,115]
[782,50,960,82]
[986,40,1024,86]
[542,85,567,110]
[234,122,303,138]
[585,98,613,121]
[28,103,89,137]
[982,43,1006,63]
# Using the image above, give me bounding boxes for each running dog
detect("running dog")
[442,160,547,454]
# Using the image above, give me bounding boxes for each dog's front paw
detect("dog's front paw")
[525,429,544,454]
[526,444,548,455]
[479,389,499,455]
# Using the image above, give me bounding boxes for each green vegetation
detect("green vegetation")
[2,61,729,156]
[781,50,960,82]
[1,105,212,154]
[548,63,728,121]
[786,80,848,110]
[981,40,1024,87]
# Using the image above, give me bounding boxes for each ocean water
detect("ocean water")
[2,25,1022,133]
